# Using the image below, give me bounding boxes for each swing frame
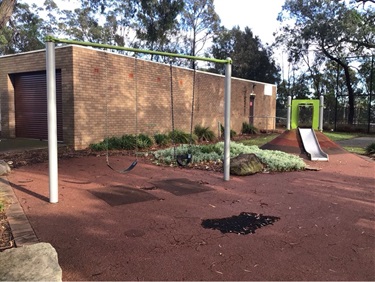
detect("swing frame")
[169,61,196,167]
[104,54,139,174]
[45,36,232,203]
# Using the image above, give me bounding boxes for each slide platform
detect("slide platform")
[298,128,329,161]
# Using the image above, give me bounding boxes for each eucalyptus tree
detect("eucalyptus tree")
[59,6,105,42]
[180,0,220,68]
[209,26,280,84]
[134,0,184,61]
[0,0,16,30]
[276,0,375,124]
[0,2,46,54]
[276,73,311,110]
[58,0,138,46]
[357,56,375,95]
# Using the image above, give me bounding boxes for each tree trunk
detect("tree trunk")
[321,47,355,125]
[342,64,355,124]
[0,0,16,30]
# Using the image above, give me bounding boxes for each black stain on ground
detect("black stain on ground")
[201,212,280,235]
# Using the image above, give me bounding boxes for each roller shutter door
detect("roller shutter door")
[13,71,63,141]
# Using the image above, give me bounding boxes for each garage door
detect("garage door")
[13,70,63,141]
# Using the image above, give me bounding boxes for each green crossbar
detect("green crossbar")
[44,36,232,65]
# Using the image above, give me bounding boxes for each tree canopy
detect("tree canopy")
[210,26,280,84]
[276,0,375,124]
[0,0,279,76]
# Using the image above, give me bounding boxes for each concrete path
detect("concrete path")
[335,136,375,148]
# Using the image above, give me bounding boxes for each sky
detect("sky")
[24,0,285,46]
[214,0,287,78]
[23,0,287,72]
[214,0,285,46]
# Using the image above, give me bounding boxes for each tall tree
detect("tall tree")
[0,2,46,54]
[96,0,138,46]
[276,0,375,124]
[209,26,280,84]
[135,0,184,60]
[180,0,220,69]
[59,6,104,43]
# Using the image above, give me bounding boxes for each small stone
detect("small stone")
[0,160,11,176]
[0,242,62,281]
[230,153,265,176]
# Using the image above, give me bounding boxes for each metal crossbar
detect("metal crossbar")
[45,36,232,64]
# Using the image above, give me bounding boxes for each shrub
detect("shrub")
[89,136,125,151]
[220,124,236,139]
[120,135,137,150]
[241,122,258,134]
[198,144,223,155]
[89,133,154,151]
[136,134,153,149]
[154,133,170,146]
[365,142,375,155]
[169,129,197,144]
[194,125,216,142]
[89,142,107,151]
[153,141,306,172]
[105,136,122,149]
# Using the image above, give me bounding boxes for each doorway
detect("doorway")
[249,95,255,125]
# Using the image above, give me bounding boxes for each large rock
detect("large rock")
[0,242,62,281]
[230,153,265,176]
[0,160,11,176]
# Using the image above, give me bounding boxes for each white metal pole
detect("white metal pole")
[46,40,58,203]
[287,96,291,130]
[319,95,324,132]
[224,58,232,181]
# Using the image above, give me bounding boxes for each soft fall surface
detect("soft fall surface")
[6,150,375,281]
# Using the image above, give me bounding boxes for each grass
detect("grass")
[324,131,374,155]
[237,133,279,147]
[344,146,366,155]
[323,132,363,141]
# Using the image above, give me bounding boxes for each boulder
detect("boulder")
[0,242,62,281]
[0,160,11,176]
[230,153,265,176]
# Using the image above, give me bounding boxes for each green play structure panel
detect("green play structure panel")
[291,99,320,130]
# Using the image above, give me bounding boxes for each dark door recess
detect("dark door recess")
[12,70,63,141]
[249,95,255,125]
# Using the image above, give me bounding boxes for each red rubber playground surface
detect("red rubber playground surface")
[6,139,375,281]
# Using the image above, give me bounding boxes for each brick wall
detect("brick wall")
[0,45,276,150]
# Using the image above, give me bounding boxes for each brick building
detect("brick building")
[0,45,276,150]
